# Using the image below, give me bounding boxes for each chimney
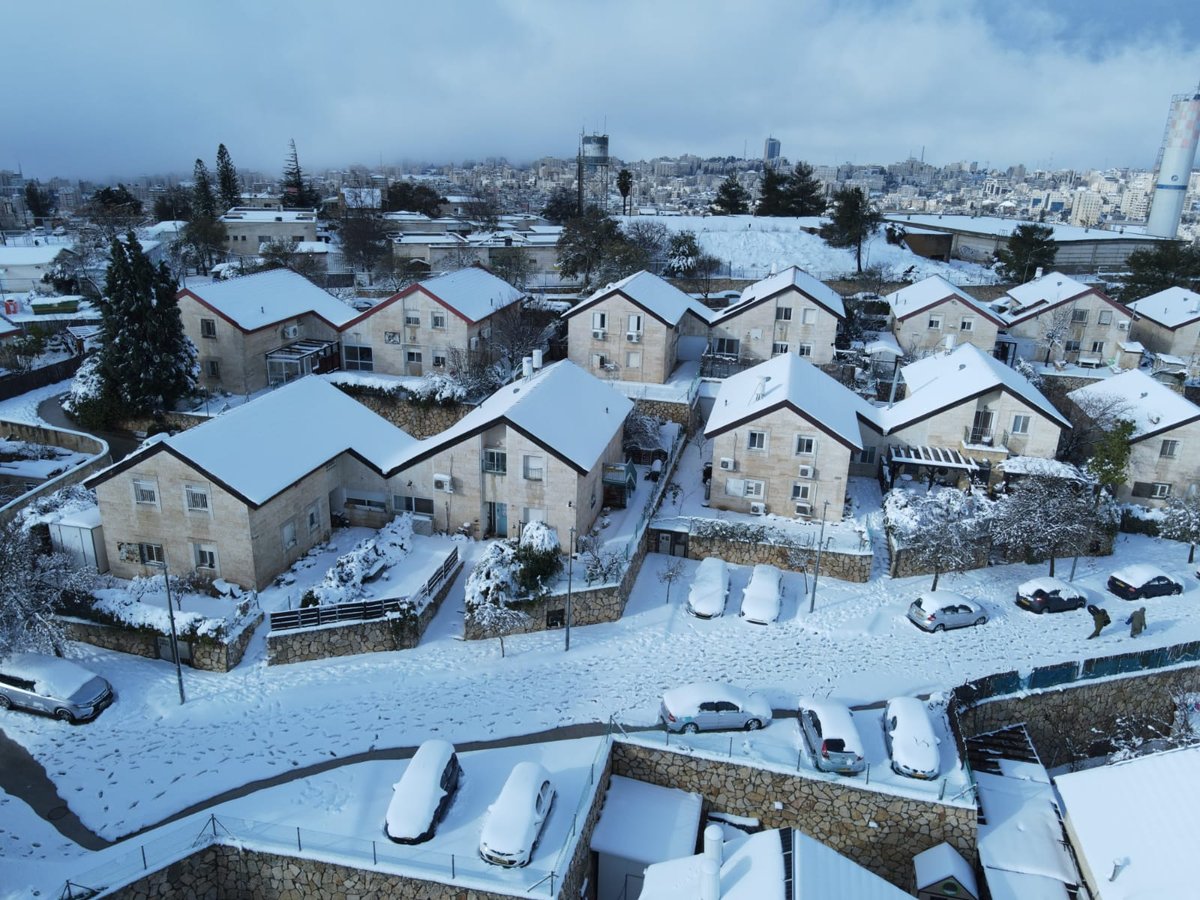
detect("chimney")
[704,824,723,865]
[751,376,770,402]
[522,356,534,379]
[699,858,721,900]
[1033,267,1044,280]
[532,348,543,369]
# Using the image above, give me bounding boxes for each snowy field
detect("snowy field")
[628,214,998,285]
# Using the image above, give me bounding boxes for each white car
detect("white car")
[883,697,940,780]
[686,557,730,618]
[385,739,461,844]
[479,762,555,867]
[798,697,866,775]
[739,563,783,624]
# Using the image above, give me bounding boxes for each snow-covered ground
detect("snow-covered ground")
[0,377,72,426]
[629,215,998,285]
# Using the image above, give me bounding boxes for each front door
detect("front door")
[487,501,508,538]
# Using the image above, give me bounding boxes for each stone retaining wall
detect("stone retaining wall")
[266,563,461,665]
[888,533,990,579]
[190,612,262,672]
[0,418,111,527]
[65,612,263,673]
[611,741,975,890]
[332,390,473,438]
[685,533,873,583]
[633,396,697,433]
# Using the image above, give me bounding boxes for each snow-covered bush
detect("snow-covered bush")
[89,585,230,643]
[513,521,562,593]
[303,515,414,607]
[62,353,107,422]
[884,487,993,588]
[407,372,467,406]
[463,540,532,645]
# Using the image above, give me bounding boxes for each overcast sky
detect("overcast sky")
[6,0,1200,182]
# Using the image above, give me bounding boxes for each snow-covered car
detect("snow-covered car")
[384,739,461,844]
[883,697,940,780]
[686,557,730,619]
[739,563,783,625]
[906,591,987,632]
[1016,577,1087,614]
[0,653,114,723]
[1107,564,1183,601]
[798,697,866,775]
[659,682,772,733]
[478,762,555,867]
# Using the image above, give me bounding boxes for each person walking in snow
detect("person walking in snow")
[1126,607,1146,638]
[1086,604,1111,639]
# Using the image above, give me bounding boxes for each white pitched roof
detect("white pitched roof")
[0,245,70,266]
[721,266,845,319]
[1000,271,1096,321]
[574,270,714,326]
[914,842,978,893]
[1068,369,1200,440]
[98,378,414,506]
[1128,286,1200,329]
[398,360,632,474]
[884,275,992,321]
[705,353,870,449]
[184,269,357,331]
[411,267,523,322]
[589,776,702,864]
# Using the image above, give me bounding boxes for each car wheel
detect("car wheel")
[745,719,762,731]
[0,695,10,710]
[933,623,945,632]
[1174,584,1184,595]
[54,708,75,723]
[974,617,987,626]
[1035,607,1045,614]
[682,723,699,734]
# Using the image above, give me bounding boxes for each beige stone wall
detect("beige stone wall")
[0,420,110,529]
[1006,292,1132,364]
[611,741,976,890]
[1128,316,1197,357]
[1122,419,1200,507]
[64,619,159,660]
[334,388,472,438]
[684,532,873,583]
[190,612,262,672]
[222,217,318,256]
[893,298,1000,357]
[244,465,342,589]
[710,286,841,365]
[708,404,853,520]
[568,295,678,384]
[886,386,1062,459]
[634,396,697,432]
[349,286,474,376]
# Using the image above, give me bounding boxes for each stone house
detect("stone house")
[708,266,845,366]
[218,208,319,258]
[177,269,356,395]
[339,266,524,376]
[1127,286,1200,367]
[86,378,415,590]
[1069,369,1200,506]
[565,270,713,384]
[883,275,1003,358]
[992,271,1132,367]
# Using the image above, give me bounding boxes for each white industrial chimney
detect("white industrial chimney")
[1147,85,1200,239]
[532,348,543,370]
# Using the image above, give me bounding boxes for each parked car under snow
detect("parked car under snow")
[1107,564,1183,601]
[0,653,113,723]
[739,563,783,625]
[883,696,940,780]
[906,591,987,632]
[384,739,461,844]
[659,682,772,733]
[686,557,730,618]
[478,761,555,868]
[1016,577,1087,614]
[798,697,866,775]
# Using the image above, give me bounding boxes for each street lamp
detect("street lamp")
[146,556,186,705]
[565,526,576,652]
[809,500,831,614]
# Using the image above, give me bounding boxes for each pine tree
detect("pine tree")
[712,174,750,214]
[781,162,826,216]
[282,139,320,209]
[755,166,789,216]
[1117,242,1200,301]
[191,159,217,220]
[215,143,241,213]
[819,187,882,273]
[995,224,1057,282]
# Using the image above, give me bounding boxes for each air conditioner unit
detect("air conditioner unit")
[282,324,299,340]
[468,337,480,351]
[433,474,454,493]
[795,502,812,516]
[797,464,814,479]
[749,501,767,515]
[592,329,607,340]
[626,331,642,343]
[719,457,736,471]
[1117,321,1129,331]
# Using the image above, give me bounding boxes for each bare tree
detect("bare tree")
[884,488,990,589]
[1038,306,1074,365]
[990,476,1110,576]
[0,519,94,657]
[1055,389,1135,465]
[657,557,686,605]
[1160,494,1200,564]
[488,300,553,369]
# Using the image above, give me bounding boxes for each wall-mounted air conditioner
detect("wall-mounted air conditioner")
[592,329,607,340]
[797,464,814,479]
[749,501,767,515]
[795,502,812,516]
[282,324,299,340]
[433,474,454,493]
[1117,321,1129,331]
[626,332,641,343]
[719,457,736,471]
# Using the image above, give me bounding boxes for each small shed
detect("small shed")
[914,842,979,900]
[590,775,702,900]
[602,461,638,509]
[47,506,109,574]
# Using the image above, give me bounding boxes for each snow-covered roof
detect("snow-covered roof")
[396,361,631,476]
[862,333,903,357]
[181,269,357,332]
[89,377,414,507]
[913,842,977,894]
[996,457,1086,480]
[705,353,871,449]
[220,208,317,223]
[1128,286,1200,330]
[0,245,70,266]
[589,776,702,864]
[884,214,1168,244]
[994,271,1118,325]
[877,344,1070,433]
[1068,369,1200,440]
[1055,746,1200,900]
[396,267,523,324]
[883,275,997,323]
[717,266,846,321]
[569,270,714,327]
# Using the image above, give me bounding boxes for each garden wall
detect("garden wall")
[331,389,473,438]
[64,611,263,673]
[633,396,698,433]
[611,740,976,891]
[0,419,110,527]
[685,532,873,583]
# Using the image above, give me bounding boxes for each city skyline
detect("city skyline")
[4,0,1200,181]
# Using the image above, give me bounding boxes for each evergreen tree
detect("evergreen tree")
[617,169,633,215]
[1086,419,1134,497]
[281,139,320,208]
[995,223,1057,282]
[191,159,217,220]
[664,231,702,276]
[384,180,444,217]
[215,143,241,213]
[1117,242,1200,301]
[819,187,882,273]
[542,186,579,225]
[152,185,192,222]
[557,207,644,290]
[82,185,144,233]
[23,182,54,223]
[755,165,789,216]
[712,174,750,214]
[781,162,825,216]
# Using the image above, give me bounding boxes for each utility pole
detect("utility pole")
[565,526,576,652]
[809,500,830,614]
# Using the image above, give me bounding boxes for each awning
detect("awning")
[888,444,988,472]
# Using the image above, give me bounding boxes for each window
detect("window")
[854,446,877,465]
[791,482,812,501]
[1011,415,1031,435]
[801,308,817,325]
[193,544,217,570]
[346,494,387,511]
[483,449,507,474]
[138,542,165,565]
[626,351,641,368]
[1098,309,1113,325]
[797,343,813,357]
[772,342,789,355]
[384,331,402,345]
[928,314,944,330]
[711,337,739,356]
[747,431,766,451]
[744,479,765,499]
[1161,440,1180,459]
[282,521,297,550]
[200,318,217,338]
[626,313,643,335]
[590,489,596,509]
[344,344,374,371]
[405,311,420,327]
[523,455,545,480]
[1152,482,1173,499]
[205,359,220,378]
[1072,308,1088,324]
[133,479,158,506]
[257,235,269,245]
[393,495,435,515]
[795,435,816,455]
[1090,341,1104,354]
[431,311,446,329]
[591,353,608,369]
[960,317,975,332]
[775,307,792,321]
[306,502,321,532]
[591,311,607,333]
[1064,340,1081,352]
[184,484,209,513]
[432,352,447,368]
[406,350,422,364]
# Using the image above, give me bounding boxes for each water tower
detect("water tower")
[1147,84,1200,239]
[576,132,611,213]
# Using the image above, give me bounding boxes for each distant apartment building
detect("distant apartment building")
[219,207,319,258]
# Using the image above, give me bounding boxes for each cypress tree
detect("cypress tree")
[215,143,241,213]
[282,139,319,208]
[819,187,882,273]
[712,175,750,214]
[192,159,217,220]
